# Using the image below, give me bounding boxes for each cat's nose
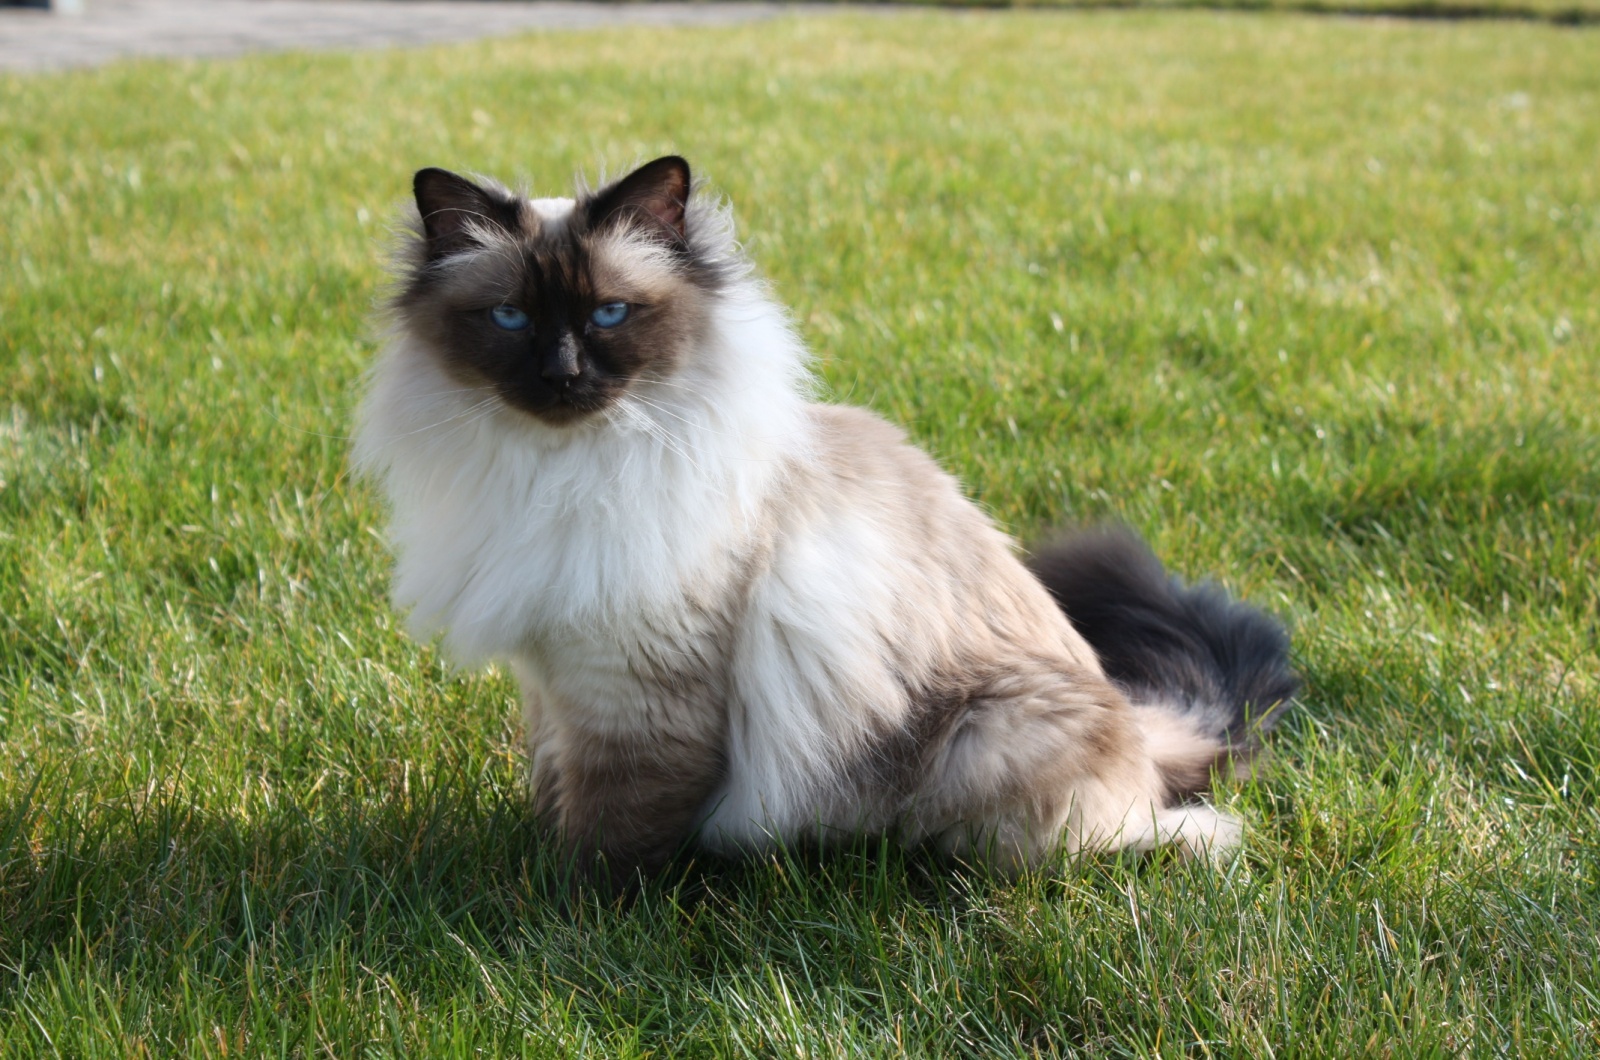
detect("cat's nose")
[541,334,583,382]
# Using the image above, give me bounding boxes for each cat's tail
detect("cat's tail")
[1026,528,1297,802]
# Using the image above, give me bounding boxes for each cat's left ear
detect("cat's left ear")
[413,168,521,260]
[587,156,690,244]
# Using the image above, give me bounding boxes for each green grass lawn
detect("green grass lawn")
[2,10,1597,1056]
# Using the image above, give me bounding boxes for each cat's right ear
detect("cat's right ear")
[413,168,521,260]
[586,156,691,245]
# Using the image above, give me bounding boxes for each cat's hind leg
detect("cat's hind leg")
[903,660,1239,870]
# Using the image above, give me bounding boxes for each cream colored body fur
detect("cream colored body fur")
[356,183,1237,878]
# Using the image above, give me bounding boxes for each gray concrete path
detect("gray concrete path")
[0,0,815,73]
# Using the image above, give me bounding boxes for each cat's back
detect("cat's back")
[759,399,1087,670]
[791,402,1012,559]
[799,401,970,514]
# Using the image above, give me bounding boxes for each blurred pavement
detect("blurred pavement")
[0,0,808,73]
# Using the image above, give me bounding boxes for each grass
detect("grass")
[2,9,1597,1056]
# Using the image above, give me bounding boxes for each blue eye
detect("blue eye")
[590,302,629,328]
[490,305,530,331]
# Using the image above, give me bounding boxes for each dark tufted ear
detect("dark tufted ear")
[413,168,522,260]
[586,156,690,245]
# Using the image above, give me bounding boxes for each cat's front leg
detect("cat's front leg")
[515,665,562,818]
[544,723,727,892]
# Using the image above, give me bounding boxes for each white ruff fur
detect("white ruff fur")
[358,269,808,656]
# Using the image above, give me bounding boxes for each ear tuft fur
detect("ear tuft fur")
[585,156,692,244]
[413,167,522,260]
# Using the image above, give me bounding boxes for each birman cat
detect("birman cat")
[355,156,1296,889]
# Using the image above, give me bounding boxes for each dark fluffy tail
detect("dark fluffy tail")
[1027,528,1297,783]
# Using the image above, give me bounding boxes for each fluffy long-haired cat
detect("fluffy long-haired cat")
[355,156,1297,888]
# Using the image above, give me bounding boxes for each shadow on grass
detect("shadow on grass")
[0,759,1095,1053]
[0,753,1263,1052]
[6,740,1589,1052]
[0,758,992,971]
[1268,417,1600,620]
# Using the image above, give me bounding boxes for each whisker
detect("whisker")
[415,401,509,455]
[420,411,502,454]
[636,377,718,400]
[410,384,500,400]
[637,375,765,405]
[626,391,794,468]
[626,393,729,438]
[376,395,504,444]
[273,383,501,442]
[265,411,359,442]
[610,398,707,476]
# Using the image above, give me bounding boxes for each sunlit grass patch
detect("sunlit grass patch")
[1,10,1597,1055]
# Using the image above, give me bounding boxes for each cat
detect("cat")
[354,155,1297,889]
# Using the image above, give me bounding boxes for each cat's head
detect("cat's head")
[392,156,736,427]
